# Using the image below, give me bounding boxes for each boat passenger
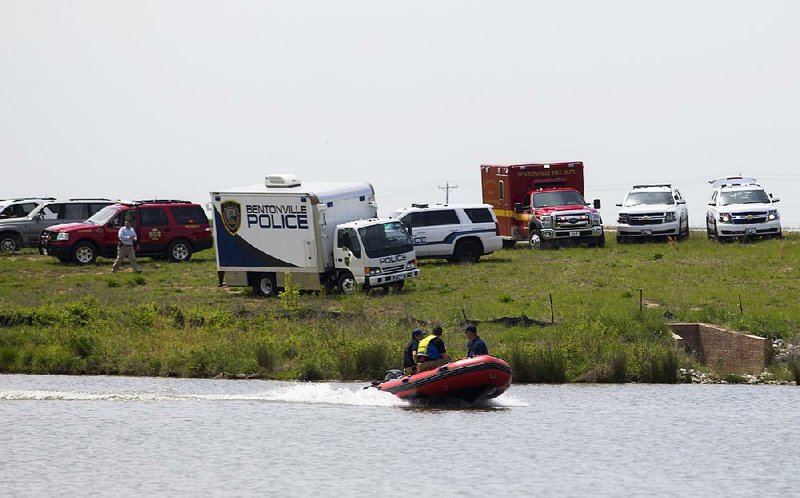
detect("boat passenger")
[416,326,450,372]
[403,329,425,376]
[465,324,488,358]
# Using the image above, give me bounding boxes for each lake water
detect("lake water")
[1,375,798,497]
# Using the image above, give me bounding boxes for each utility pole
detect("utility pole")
[439,182,458,204]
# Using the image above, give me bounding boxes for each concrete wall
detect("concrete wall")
[670,323,771,374]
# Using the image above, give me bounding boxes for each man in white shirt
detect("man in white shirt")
[112,218,141,273]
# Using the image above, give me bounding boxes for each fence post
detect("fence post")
[639,288,643,314]
[549,293,555,324]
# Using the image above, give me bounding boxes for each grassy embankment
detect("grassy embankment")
[1,233,799,383]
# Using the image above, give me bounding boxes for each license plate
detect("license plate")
[569,231,580,237]
[642,229,652,236]
[745,228,756,235]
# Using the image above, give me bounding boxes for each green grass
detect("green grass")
[1,232,799,382]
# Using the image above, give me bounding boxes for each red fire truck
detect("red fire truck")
[480,162,605,249]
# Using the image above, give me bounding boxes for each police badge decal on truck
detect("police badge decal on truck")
[221,200,241,236]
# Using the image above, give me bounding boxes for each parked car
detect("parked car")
[40,199,213,264]
[0,197,55,220]
[0,198,112,253]
[615,184,689,243]
[390,203,502,263]
[706,176,781,241]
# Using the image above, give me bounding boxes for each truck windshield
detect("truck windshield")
[532,191,586,208]
[358,221,413,258]
[624,192,674,207]
[86,205,122,225]
[719,189,770,206]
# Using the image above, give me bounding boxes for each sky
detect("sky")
[2,1,799,227]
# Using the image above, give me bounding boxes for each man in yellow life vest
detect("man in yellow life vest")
[416,326,450,372]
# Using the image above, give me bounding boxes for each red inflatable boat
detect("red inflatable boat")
[376,355,512,403]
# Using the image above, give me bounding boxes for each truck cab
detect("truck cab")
[481,162,604,249]
[332,218,420,293]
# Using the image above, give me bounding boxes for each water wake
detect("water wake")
[0,383,405,407]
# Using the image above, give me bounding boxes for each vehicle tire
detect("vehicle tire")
[167,239,193,262]
[72,241,98,265]
[595,232,606,248]
[57,256,70,263]
[0,234,20,254]
[501,239,516,249]
[529,230,545,250]
[252,273,276,297]
[337,272,358,294]
[616,235,625,244]
[454,239,481,263]
[680,216,690,240]
[392,280,405,292]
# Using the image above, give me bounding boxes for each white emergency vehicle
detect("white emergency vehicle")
[706,176,781,241]
[615,184,689,242]
[390,203,503,262]
[211,174,420,296]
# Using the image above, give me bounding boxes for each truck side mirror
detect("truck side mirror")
[593,199,601,209]
[514,203,523,214]
[772,198,780,203]
[615,202,622,207]
[677,199,686,205]
[707,201,715,206]
[403,222,412,236]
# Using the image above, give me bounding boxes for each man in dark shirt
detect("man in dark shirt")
[465,323,488,358]
[403,329,425,376]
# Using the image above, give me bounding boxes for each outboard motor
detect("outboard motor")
[383,369,404,381]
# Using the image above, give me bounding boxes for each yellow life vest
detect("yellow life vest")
[416,335,439,359]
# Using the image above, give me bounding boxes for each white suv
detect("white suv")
[615,184,689,243]
[390,203,502,263]
[706,176,781,241]
[0,197,55,220]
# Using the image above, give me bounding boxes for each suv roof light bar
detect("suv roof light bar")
[67,198,112,201]
[411,203,429,208]
[130,199,193,204]
[632,184,672,189]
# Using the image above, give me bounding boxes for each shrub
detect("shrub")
[509,343,567,383]
[68,332,96,359]
[636,348,678,383]
[254,342,279,372]
[338,341,394,380]
[297,359,323,381]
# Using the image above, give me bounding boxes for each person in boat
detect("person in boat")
[465,323,488,358]
[416,326,450,372]
[403,328,425,376]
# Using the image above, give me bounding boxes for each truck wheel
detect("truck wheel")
[594,233,606,248]
[454,240,481,263]
[72,242,98,265]
[529,230,545,250]
[679,216,690,240]
[168,239,193,262]
[0,234,19,253]
[501,239,516,249]
[252,273,276,297]
[337,272,357,294]
[391,280,405,292]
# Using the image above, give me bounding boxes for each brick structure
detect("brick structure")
[670,323,771,374]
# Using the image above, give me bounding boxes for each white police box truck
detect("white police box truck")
[211,174,420,296]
